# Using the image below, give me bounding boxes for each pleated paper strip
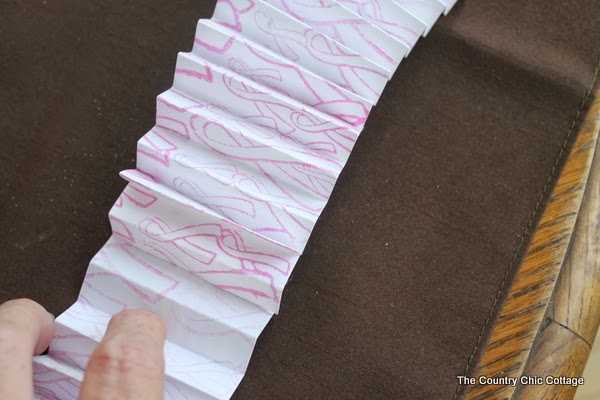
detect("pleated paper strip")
[32,1,456,398]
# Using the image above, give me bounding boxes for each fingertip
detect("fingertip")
[0,298,54,355]
[35,311,55,355]
[0,298,55,399]
[113,308,165,326]
[108,309,167,341]
[1,298,44,314]
[80,309,166,400]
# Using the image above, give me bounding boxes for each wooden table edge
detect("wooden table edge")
[461,92,600,400]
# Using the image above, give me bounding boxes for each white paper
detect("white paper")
[438,0,459,15]
[32,1,457,398]
[262,0,408,71]
[335,0,427,52]
[395,0,446,35]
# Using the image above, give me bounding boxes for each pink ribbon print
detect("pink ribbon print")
[32,0,455,398]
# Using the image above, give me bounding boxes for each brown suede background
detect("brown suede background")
[1,1,599,399]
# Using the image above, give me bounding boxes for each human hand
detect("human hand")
[0,298,166,400]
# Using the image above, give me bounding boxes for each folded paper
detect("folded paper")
[32,1,455,398]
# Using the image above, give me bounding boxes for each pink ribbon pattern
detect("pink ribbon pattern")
[32,0,454,398]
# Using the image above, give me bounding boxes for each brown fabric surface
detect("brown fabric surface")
[0,1,598,399]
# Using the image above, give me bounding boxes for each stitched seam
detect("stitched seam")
[453,57,600,400]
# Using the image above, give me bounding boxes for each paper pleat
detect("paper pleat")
[33,1,454,398]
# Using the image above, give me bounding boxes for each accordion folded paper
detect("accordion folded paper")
[32,1,456,399]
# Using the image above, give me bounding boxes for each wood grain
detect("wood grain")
[514,321,589,400]
[462,93,600,400]
[548,127,600,346]
[514,100,600,399]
